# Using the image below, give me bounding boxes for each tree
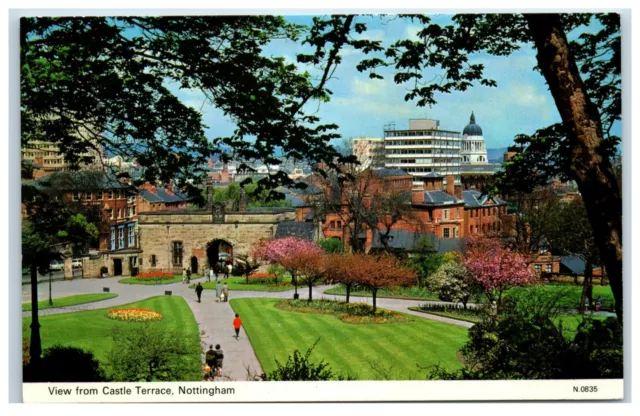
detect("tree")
[425,261,479,310]
[253,237,322,298]
[324,254,359,303]
[296,253,329,301]
[22,184,98,363]
[107,324,193,382]
[350,254,416,313]
[545,198,601,314]
[348,13,621,321]
[463,235,535,304]
[21,16,363,200]
[235,253,262,285]
[24,345,107,382]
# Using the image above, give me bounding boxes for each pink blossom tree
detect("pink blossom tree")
[463,235,535,304]
[253,237,322,298]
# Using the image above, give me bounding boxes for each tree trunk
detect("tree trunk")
[372,288,377,313]
[308,281,313,302]
[346,283,351,303]
[29,264,42,363]
[525,15,623,323]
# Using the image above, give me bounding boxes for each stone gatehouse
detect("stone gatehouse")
[137,207,297,275]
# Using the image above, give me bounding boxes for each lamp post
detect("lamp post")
[48,269,53,306]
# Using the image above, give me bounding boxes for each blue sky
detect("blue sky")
[168,14,620,150]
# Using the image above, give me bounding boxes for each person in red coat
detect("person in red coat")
[233,314,242,340]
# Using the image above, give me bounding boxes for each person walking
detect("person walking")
[214,344,224,377]
[216,281,222,302]
[187,268,191,284]
[208,267,213,283]
[233,313,242,340]
[222,282,229,303]
[225,263,232,279]
[195,282,204,303]
[182,268,187,284]
[213,263,220,281]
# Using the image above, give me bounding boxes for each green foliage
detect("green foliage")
[286,299,397,319]
[267,339,351,381]
[212,181,293,208]
[107,323,193,382]
[425,285,622,380]
[267,264,286,284]
[318,238,344,254]
[24,345,107,382]
[405,252,444,288]
[423,261,479,308]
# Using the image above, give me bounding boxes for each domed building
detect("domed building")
[460,112,488,164]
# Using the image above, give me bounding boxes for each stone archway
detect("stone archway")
[206,239,233,269]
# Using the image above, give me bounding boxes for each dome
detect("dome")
[462,112,483,136]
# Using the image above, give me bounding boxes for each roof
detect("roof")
[32,170,131,192]
[420,191,463,205]
[423,172,442,178]
[460,164,502,174]
[462,190,506,207]
[371,229,462,254]
[371,168,410,177]
[139,187,190,204]
[275,221,316,240]
[559,255,601,276]
[462,112,483,136]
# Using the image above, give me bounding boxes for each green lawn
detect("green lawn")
[327,283,615,310]
[22,295,201,380]
[118,276,184,285]
[22,293,118,311]
[230,298,468,380]
[555,313,609,336]
[190,276,295,292]
[324,284,441,301]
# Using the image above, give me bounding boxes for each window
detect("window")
[151,255,157,267]
[470,210,473,218]
[443,228,450,239]
[128,225,135,247]
[336,221,342,230]
[118,228,124,249]
[106,209,113,220]
[470,225,473,234]
[475,225,478,233]
[132,205,136,216]
[546,264,552,273]
[330,220,335,229]
[117,208,122,218]
[108,191,114,200]
[97,191,103,200]
[172,241,183,266]
[534,264,542,273]
[128,206,133,217]
[110,229,115,250]
[72,192,80,201]
[86,192,93,201]
[443,209,449,220]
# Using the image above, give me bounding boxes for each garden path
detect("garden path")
[22,277,486,380]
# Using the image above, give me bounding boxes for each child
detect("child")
[233,314,242,340]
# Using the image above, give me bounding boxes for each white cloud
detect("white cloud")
[351,78,388,96]
[338,47,362,57]
[404,25,422,42]
[508,83,550,107]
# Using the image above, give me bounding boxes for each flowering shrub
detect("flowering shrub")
[107,308,163,322]
[249,273,277,279]
[136,272,175,280]
[275,299,410,325]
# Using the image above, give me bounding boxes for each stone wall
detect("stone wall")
[138,210,291,275]
[83,255,107,278]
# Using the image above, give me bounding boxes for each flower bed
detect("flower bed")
[135,272,175,280]
[274,299,411,325]
[249,273,277,279]
[107,308,163,322]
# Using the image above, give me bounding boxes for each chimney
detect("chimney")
[165,183,174,195]
[141,182,157,194]
[411,189,424,205]
[446,175,455,196]
[454,184,463,200]
[238,186,247,212]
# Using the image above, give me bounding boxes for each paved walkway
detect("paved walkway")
[22,277,488,380]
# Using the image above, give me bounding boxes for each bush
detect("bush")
[318,238,344,254]
[424,285,622,380]
[24,345,107,382]
[267,339,353,381]
[276,299,410,324]
[130,267,139,276]
[107,323,193,381]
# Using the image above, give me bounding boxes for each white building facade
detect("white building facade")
[460,112,488,164]
[384,119,461,185]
